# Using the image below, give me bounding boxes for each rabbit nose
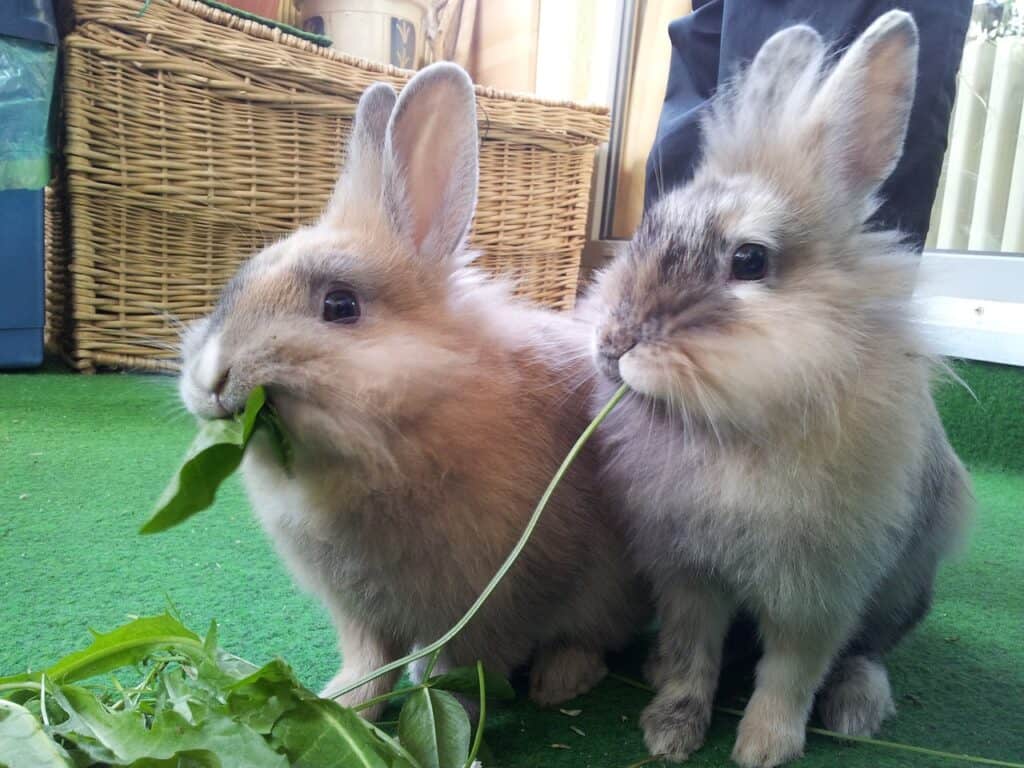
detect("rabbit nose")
[600,329,637,360]
[597,333,637,383]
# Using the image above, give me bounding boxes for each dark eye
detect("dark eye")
[323,288,361,324]
[731,243,768,281]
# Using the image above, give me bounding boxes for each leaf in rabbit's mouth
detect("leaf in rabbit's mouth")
[141,386,291,534]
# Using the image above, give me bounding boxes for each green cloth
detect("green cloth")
[0,361,1021,767]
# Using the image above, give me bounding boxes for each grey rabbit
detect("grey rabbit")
[584,11,972,767]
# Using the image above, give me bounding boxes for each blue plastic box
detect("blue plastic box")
[0,189,46,367]
[1,0,57,369]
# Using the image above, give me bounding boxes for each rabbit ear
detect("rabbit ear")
[702,24,825,175]
[810,10,918,201]
[382,62,479,263]
[327,82,397,213]
[739,24,825,116]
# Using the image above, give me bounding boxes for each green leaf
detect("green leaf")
[208,650,260,682]
[272,698,392,768]
[354,716,424,768]
[398,689,470,768]
[226,659,310,734]
[0,614,205,686]
[202,620,219,657]
[0,699,75,767]
[140,388,265,534]
[49,684,287,768]
[125,751,225,767]
[259,404,293,472]
[155,667,206,725]
[428,667,515,702]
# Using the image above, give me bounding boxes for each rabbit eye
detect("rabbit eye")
[323,288,361,324]
[731,244,768,281]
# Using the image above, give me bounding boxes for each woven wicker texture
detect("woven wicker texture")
[60,0,609,372]
[44,179,71,358]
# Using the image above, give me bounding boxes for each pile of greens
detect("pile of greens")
[1,384,629,767]
[0,612,509,767]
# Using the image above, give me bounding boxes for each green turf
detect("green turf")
[1,362,1021,768]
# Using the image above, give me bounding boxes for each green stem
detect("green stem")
[799,724,1024,768]
[109,674,129,711]
[0,682,43,694]
[623,757,665,768]
[464,661,487,768]
[330,384,630,700]
[39,675,50,727]
[607,674,1024,768]
[607,673,652,693]
[423,648,442,680]
[352,682,430,713]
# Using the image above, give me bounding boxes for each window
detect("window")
[927,1,1023,255]
[589,0,1024,365]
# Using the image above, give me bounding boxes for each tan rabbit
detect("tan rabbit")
[178,63,642,719]
[584,12,971,768]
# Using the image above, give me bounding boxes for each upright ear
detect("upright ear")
[811,10,918,201]
[327,82,397,215]
[738,24,825,117]
[382,62,479,262]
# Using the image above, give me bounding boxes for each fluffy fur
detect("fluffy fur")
[584,13,971,768]
[179,63,642,718]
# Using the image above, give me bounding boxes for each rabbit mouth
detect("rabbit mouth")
[616,347,676,400]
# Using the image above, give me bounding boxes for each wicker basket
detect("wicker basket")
[57,0,608,372]
[44,178,71,358]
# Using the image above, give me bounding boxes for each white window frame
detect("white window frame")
[589,1,1024,367]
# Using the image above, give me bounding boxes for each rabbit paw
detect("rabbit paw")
[529,646,607,707]
[732,709,804,768]
[818,656,895,737]
[639,688,711,762]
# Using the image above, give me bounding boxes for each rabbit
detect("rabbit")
[177,63,643,720]
[583,11,972,768]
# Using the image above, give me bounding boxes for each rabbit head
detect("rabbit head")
[589,11,921,432]
[179,63,484,463]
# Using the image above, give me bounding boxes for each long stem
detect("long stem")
[0,682,43,694]
[423,648,442,680]
[39,675,50,727]
[329,384,630,700]
[623,757,666,768]
[464,661,487,768]
[607,674,1024,768]
[353,682,431,713]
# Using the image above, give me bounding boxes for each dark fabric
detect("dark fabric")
[645,0,974,248]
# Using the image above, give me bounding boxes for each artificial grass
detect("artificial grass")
[0,362,1021,768]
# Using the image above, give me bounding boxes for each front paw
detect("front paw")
[640,689,712,763]
[818,656,895,737]
[732,710,805,768]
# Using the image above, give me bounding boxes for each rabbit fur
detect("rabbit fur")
[585,12,972,767]
[178,63,643,719]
